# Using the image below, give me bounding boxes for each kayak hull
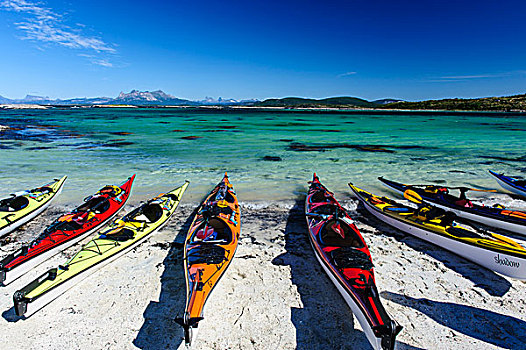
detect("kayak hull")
[307,175,401,350]
[380,177,526,236]
[182,173,240,346]
[13,182,188,317]
[0,176,67,238]
[489,170,526,198]
[351,184,526,280]
[309,238,384,350]
[1,175,135,285]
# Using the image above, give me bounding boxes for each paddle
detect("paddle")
[403,189,423,204]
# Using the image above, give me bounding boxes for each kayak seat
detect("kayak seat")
[104,227,135,241]
[320,219,364,248]
[311,204,338,216]
[193,218,231,244]
[330,247,373,270]
[224,192,236,203]
[141,204,163,223]
[75,197,110,214]
[310,190,330,204]
[187,245,226,265]
[0,196,29,211]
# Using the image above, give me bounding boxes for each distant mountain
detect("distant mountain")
[111,90,191,105]
[0,90,259,106]
[372,98,404,105]
[0,95,12,104]
[199,96,259,105]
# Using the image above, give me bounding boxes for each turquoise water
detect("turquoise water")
[0,108,525,204]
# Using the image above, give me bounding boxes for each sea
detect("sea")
[1,108,525,206]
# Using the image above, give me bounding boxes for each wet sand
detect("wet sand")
[0,199,525,350]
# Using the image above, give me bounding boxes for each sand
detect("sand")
[1,198,525,350]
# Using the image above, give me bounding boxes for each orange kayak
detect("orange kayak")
[180,173,240,346]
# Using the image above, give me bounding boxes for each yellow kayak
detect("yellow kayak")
[0,176,67,238]
[349,183,526,280]
[14,181,189,317]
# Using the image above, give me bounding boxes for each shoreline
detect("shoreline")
[1,104,525,115]
[1,201,525,349]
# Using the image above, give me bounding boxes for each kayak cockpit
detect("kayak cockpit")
[190,218,232,244]
[319,219,364,248]
[0,196,29,212]
[75,196,111,214]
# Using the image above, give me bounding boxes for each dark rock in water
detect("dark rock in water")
[344,121,355,124]
[432,179,447,184]
[157,121,170,124]
[219,125,237,129]
[288,143,327,152]
[278,139,294,142]
[356,145,395,153]
[287,142,396,153]
[329,158,339,162]
[449,170,466,173]
[262,156,282,161]
[171,129,184,132]
[481,155,526,162]
[103,141,135,147]
[274,122,310,127]
[26,146,53,150]
[110,132,133,136]
[321,129,341,132]
[181,136,203,140]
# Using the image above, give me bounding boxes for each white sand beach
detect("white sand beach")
[0,199,525,350]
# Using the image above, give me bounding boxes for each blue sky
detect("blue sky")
[1,0,525,101]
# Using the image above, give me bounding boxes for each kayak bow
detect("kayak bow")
[489,170,526,198]
[350,183,526,280]
[13,181,188,317]
[0,176,67,238]
[180,173,240,346]
[0,175,135,285]
[307,174,401,350]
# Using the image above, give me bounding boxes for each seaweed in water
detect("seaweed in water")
[262,156,282,161]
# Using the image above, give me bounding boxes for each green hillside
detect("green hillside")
[256,96,376,108]
[382,94,526,111]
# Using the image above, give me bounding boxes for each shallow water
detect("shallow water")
[0,108,525,204]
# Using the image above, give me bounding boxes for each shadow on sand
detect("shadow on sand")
[354,205,512,297]
[133,207,197,350]
[272,198,422,350]
[382,291,526,348]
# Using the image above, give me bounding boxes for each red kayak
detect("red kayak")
[0,175,135,285]
[305,174,401,350]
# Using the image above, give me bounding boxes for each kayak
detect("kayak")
[349,183,526,280]
[489,170,526,198]
[0,176,67,238]
[179,173,240,346]
[0,175,135,285]
[306,174,402,350]
[13,181,188,317]
[379,177,526,236]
